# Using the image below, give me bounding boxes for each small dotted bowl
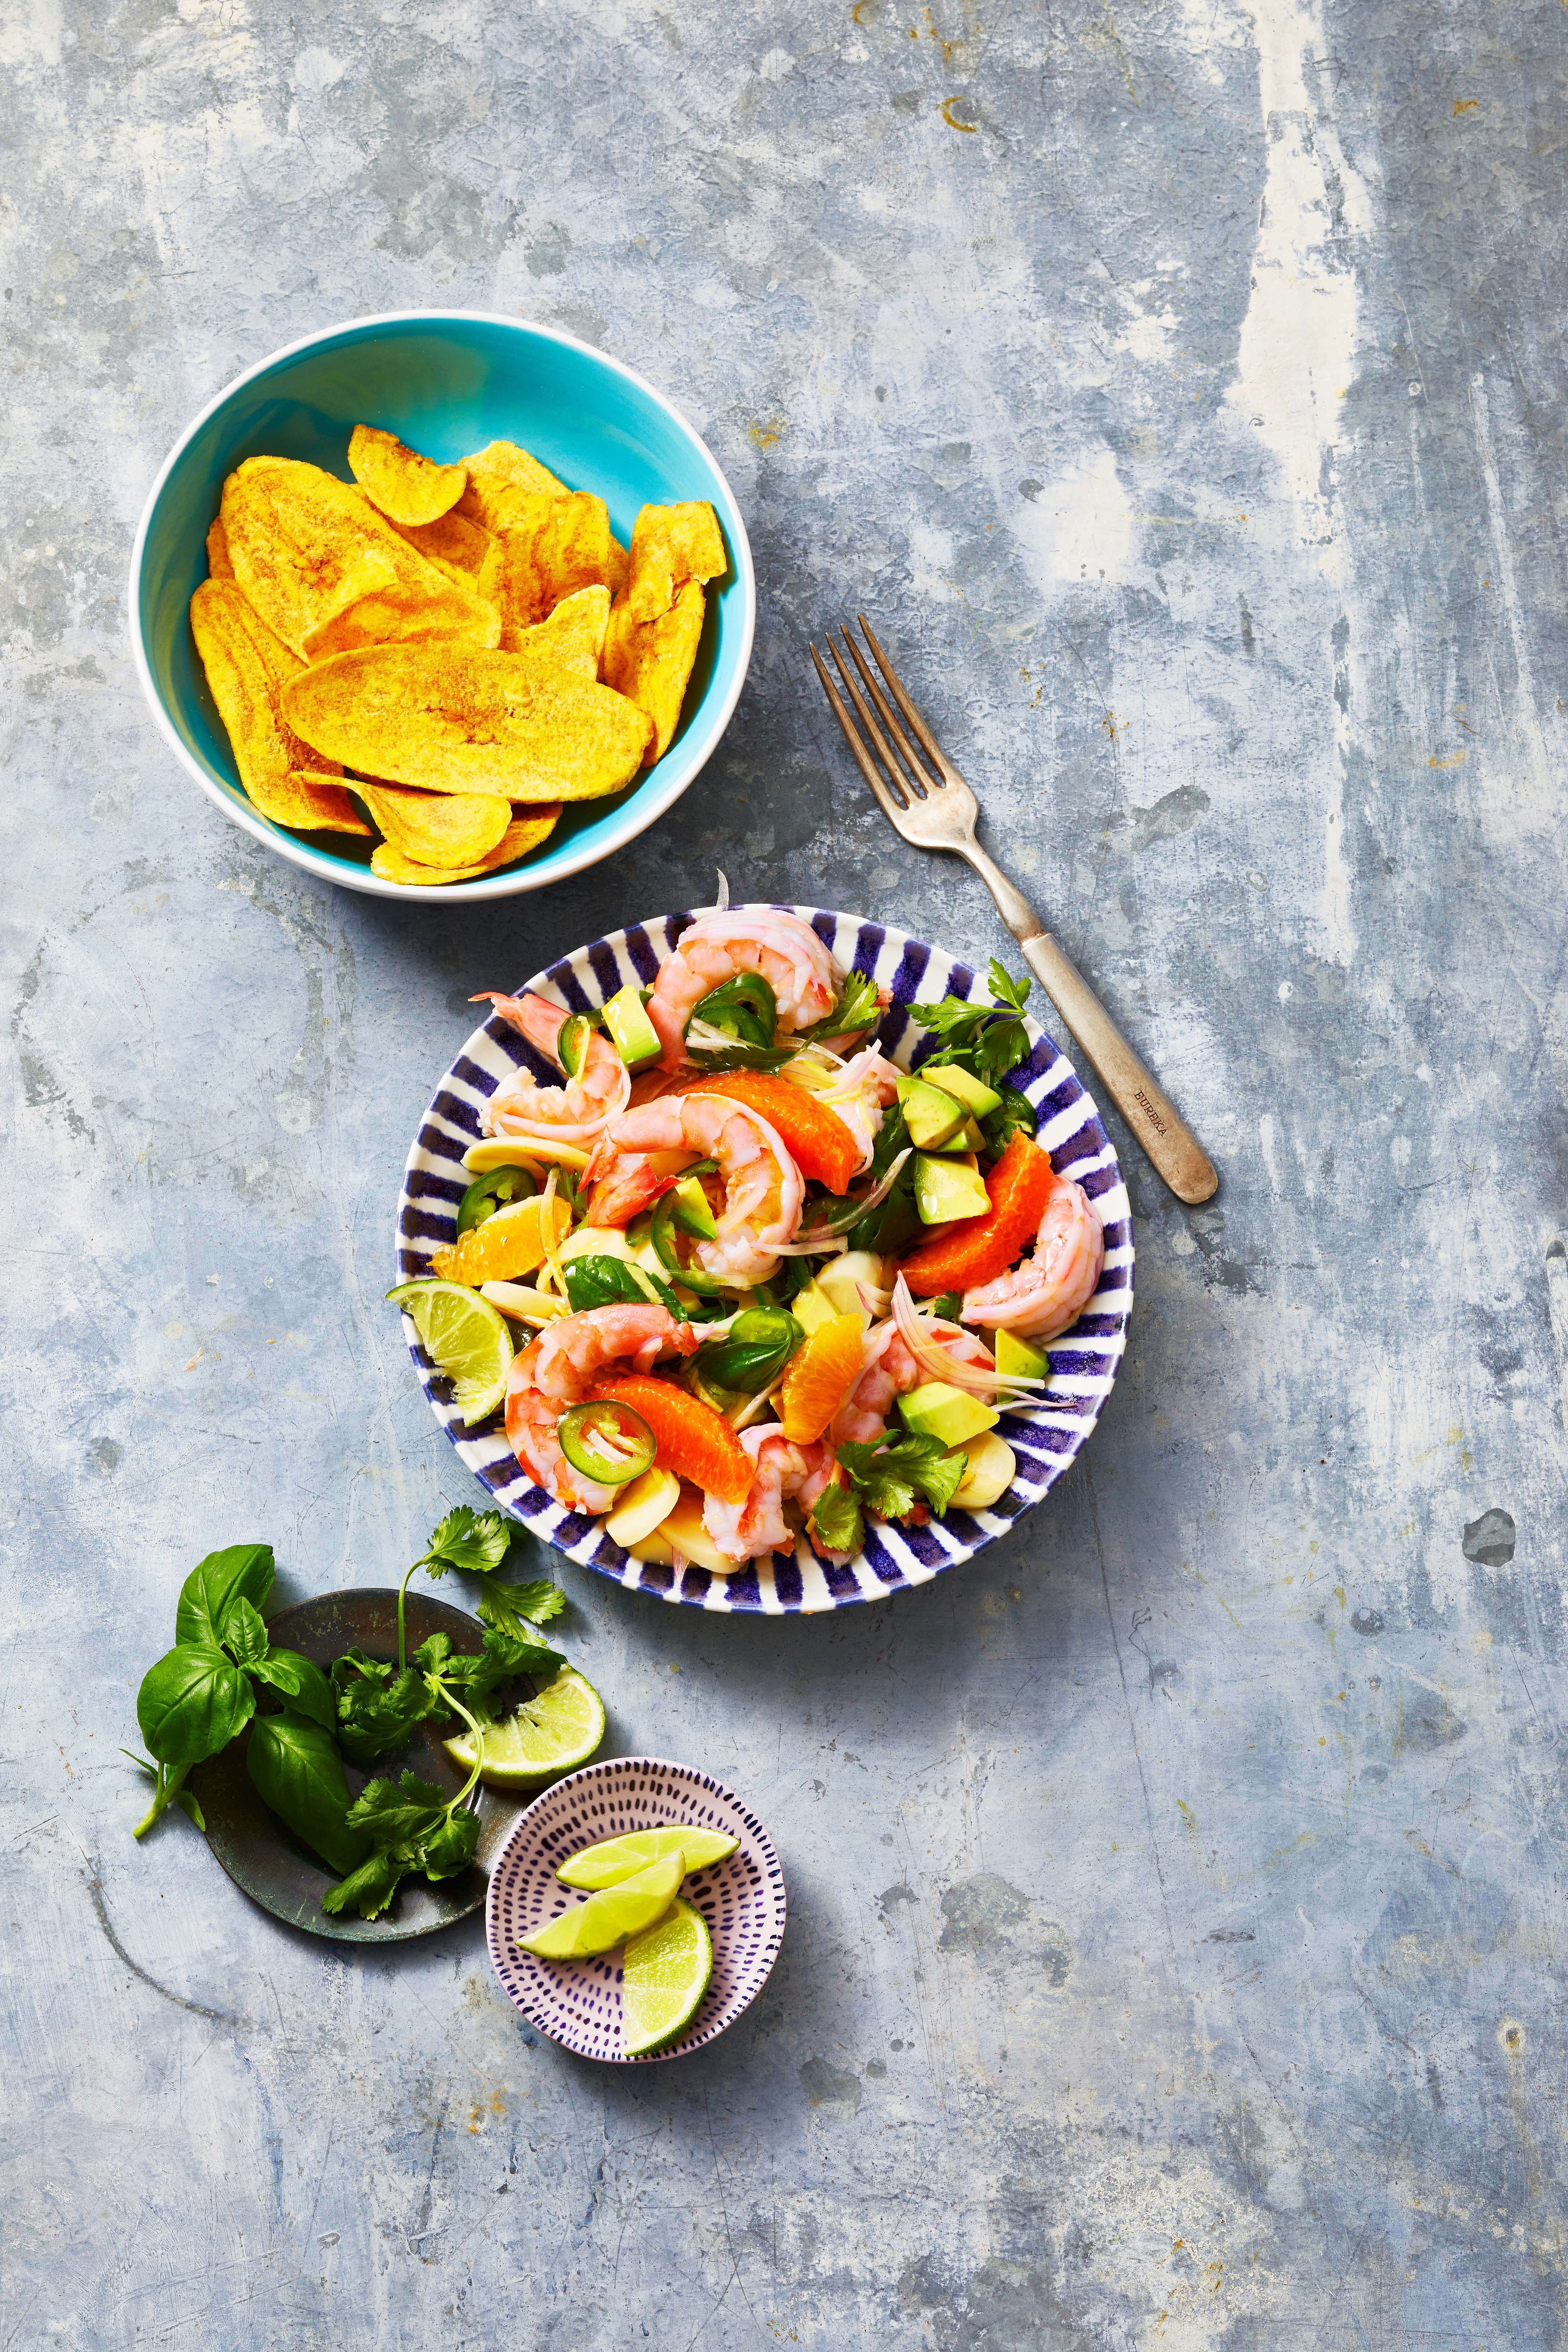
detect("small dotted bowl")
[485,1756,786,2063]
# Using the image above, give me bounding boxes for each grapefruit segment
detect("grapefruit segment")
[898,1132,1055,1296]
[588,1374,754,1505]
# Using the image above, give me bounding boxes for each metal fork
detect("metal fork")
[811,616,1218,1204]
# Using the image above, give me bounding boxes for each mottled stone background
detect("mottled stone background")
[4,1,1566,2345]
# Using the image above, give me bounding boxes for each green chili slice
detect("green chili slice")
[557,1399,656,1486]
[456,1163,539,1234]
[558,1011,594,1079]
[687,972,778,1049]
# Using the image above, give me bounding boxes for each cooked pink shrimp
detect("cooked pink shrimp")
[702,1425,836,1563]
[584,1093,804,1286]
[961,1172,1104,1339]
[647,909,840,1071]
[832,1321,997,1446]
[505,1311,697,1508]
[476,991,630,1143]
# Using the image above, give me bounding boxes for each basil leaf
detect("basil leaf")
[253,1649,336,1730]
[174,1544,274,1647]
[246,1714,368,1878]
[136,1643,255,1769]
[562,1253,686,1319]
[221,1597,269,1668]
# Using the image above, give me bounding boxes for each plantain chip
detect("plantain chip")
[282,644,654,800]
[206,513,234,579]
[624,500,727,623]
[370,806,561,887]
[479,492,621,636]
[456,440,567,533]
[602,579,707,763]
[189,580,368,834]
[301,578,502,661]
[356,778,511,868]
[348,423,466,528]
[505,583,610,679]
[390,507,493,584]
[221,458,492,657]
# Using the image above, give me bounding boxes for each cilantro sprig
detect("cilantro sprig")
[396,1505,565,1664]
[807,1433,968,1557]
[909,959,1035,1094]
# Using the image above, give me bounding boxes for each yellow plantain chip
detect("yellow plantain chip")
[221,458,492,657]
[189,579,368,833]
[356,778,512,867]
[206,512,234,579]
[501,582,609,676]
[301,579,502,660]
[603,579,706,763]
[479,492,621,635]
[456,440,567,533]
[390,507,493,583]
[369,806,561,887]
[348,424,467,528]
[624,501,727,623]
[281,644,654,800]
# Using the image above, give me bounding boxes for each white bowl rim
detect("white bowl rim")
[126,307,758,905]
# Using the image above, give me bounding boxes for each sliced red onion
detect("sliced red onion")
[714,870,730,912]
[889,1274,1047,1402]
[791,1148,913,1246]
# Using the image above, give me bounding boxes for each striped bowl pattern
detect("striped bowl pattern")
[395,906,1134,1614]
[485,1757,785,2062]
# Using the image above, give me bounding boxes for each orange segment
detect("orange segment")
[680,1069,861,1193]
[777,1312,863,1445]
[430,1192,571,1284]
[589,1375,752,1505]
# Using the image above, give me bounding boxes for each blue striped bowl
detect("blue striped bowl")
[394,907,1134,1614]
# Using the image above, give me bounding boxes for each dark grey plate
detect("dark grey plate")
[189,1587,526,1944]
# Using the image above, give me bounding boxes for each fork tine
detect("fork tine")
[838,625,939,797]
[810,644,911,832]
[856,613,958,782]
[824,635,918,807]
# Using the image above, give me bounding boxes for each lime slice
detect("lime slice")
[387,1278,513,1422]
[621,1896,714,2054]
[518,1853,682,1960]
[442,1666,605,1786]
[558,1824,738,1890]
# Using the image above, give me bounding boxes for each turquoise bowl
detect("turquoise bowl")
[128,312,756,902]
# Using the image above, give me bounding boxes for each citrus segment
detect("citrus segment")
[680,1069,861,1193]
[386,1278,514,1421]
[558,1826,738,1889]
[441,1666,605,1785]
[621,1896,714,2055]
[518,1852,683,1960]
[898,1133,1056,1296]
[777,1311,863,1444]
[430,1191,572,1284]
[588,1376,753,1505]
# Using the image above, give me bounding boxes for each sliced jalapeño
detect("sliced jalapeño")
[456,1163,539,1234]
[557,1399,657,1487]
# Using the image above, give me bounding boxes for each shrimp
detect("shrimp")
[702,1424,836,1563]
[476,991,630,1144]
[647,909,840,1071]
[584,1093,804,1286]
[505,1308,696,1509]
[960,1171,1104,1339]
[832,1320,997,1446]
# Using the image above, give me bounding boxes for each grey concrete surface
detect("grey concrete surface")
[4,1,1566,2345]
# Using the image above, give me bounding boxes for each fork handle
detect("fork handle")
[960,844,1219,1204]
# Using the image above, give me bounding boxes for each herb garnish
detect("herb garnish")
[807,1434,968,1557]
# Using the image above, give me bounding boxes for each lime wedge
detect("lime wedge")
[387,1278,513,1422]
[558,1824,738,1889]
[518,1853,682,1960]
[442,1666,605,1787]
[622,1896,714,2054]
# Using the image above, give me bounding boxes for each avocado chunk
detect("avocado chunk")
[790,1280,841,1337]
[895,1075,968,1149]
[668,1174,717,1239]
[913,1153,991,1224]
[898,1380,999,1447]
[930,1117,988,1155]
[602,983,663,1070]
[995,1329,1050,1381]
[918,1063,1003,1118]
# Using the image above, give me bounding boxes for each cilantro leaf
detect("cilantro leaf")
[808,1481,863,1557]
[796,970,883,1043]
[836,1433,967,1521]
[418,1809,481,1881]
[909,964,1032,1088]
[980,1085,1037,1157]
[344,1771,452,1848]
[321,1848,407,1920]
[331,1649,435,1766]
[478,1578,566,1638]
[985,958,1031,1016]
[419,1505,512,1579]
[973,1015,1030,1088]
